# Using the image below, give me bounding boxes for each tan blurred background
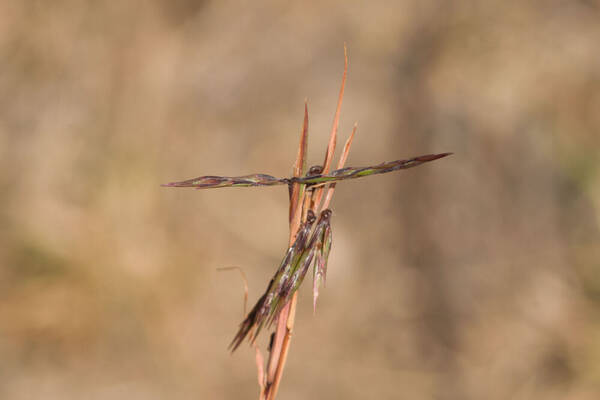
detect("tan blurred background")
[1,1,599,399]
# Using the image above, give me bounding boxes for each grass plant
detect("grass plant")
[163,46,451,399]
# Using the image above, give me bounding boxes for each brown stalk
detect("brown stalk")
[263,100,311,399]
[264,45,348,400]
[255,344,266,398]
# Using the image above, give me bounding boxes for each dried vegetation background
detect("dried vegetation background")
[1,1,600,399]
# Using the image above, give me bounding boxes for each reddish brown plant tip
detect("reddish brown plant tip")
[337,122,357,168]
[322,123,357,210]
[322,44,348,174]
[289,102,310,224]
[295,102,309,177]
[311,45,348,214]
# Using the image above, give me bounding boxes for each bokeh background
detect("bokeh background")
[1,1,599,399]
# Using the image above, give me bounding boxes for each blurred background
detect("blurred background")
[1,1,599,399]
